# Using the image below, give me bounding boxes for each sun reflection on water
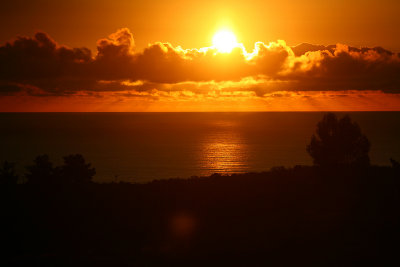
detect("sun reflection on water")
[199,121,249,175]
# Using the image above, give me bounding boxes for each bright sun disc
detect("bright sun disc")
[212,30,238,53]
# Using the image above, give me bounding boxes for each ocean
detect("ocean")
[1,112,399,182]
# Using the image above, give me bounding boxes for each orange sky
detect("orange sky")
[2,0,400,52]
[1,0,400,111]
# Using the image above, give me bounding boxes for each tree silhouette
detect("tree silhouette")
[58,154,95,184]
[307,113,370,167]
[25,154,54,184]
[0,161,18,186]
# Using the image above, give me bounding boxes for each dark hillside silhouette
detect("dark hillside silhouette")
[1,165,399,266]
[307,113,370,167]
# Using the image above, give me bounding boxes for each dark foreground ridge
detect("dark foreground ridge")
[1,165,400,266]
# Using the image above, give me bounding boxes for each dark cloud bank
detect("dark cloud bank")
[1,28,399,96]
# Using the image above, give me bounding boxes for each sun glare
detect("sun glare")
[212,30,238,53]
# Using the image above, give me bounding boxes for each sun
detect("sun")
[212,30,238,53]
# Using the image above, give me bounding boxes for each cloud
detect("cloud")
[0,32,92,81]
[0,28,400,98]
[285,43,400,92]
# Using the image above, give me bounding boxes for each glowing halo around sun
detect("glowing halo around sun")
[212,30,239,53]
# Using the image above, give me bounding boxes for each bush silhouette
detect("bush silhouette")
[0,161,18,186]
[307,113,370,167]
[25,154,54,184]
[58,154,95,184]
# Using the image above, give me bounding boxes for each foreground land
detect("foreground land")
[2,165,400,266]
